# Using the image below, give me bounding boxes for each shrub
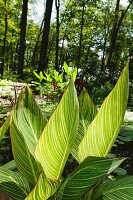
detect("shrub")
[0,64,133,200]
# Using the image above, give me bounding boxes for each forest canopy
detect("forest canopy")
[0,0,133,85]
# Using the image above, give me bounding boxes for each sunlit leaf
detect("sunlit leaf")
[70,68,77,81]
[0,114,10,141]
[44,72,53,82]
[26,174,61,200]
[71,88,98,161]
[78,65,129,162]
[39,71,44,82]
[63,62,69,74]
[10,120,40,185]
[13,87,47,157]
[0,160,16,171]
[35,81,79,180]
[33,71,40,80]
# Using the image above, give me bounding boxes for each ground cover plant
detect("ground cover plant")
[0,65,133,200]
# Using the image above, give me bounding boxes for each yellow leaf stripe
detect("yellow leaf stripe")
[58,157,125,200]
[94,176,133,199]
[71,88,98,161]
[0,169,30,200]
[26,174,61,200]
[78,65,129,162]
[35,81,79,180]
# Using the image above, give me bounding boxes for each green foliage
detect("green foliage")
[58,157,125,200]
[93,176,133,200]
[0,114,10,141]
[2,70,19,82]
[63,62,77,80]
[0,65,133,199]
[78,65,129,161]
[0,160,16,170]
[114,121,133,146]
[71,88,98,161]
[33,62,77,101]
[0,0,133,88]
[0,169,30,200]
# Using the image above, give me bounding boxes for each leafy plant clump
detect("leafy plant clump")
[33,62,77,101]
[0,65,133,200]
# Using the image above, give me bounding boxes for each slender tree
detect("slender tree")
[77,1,85,70]
[31,18,44,68]
[106,0,133,73]
[55,0,60,71]
[39,0,54,72]
[17,0,28,79]
[101,11,110,71]
[0,0,8,76]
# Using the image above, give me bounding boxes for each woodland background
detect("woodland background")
[0,0,133,99]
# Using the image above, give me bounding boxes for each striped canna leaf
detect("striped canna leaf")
[57,157,125,200]
[0,114,10,141]
[10,119,40,185]
[93,176,133,200]
[26,174,61,200]
[0,169,30,200]
[71,88,97,161]
[35,80,79,180]
[0,160,16,171]
[13,86,47,157]
[78,65,129,162]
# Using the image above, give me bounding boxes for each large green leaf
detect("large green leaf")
[26,174,61,200]
[35,81,79,180]
[0,160,16,171]
[0,169,30,200]
[10,120,40,185]
[93,176,133,200]
[57,157,125,200]
[78,88,98,123]
[79,188,94,200]
[0,114,10,141]
[9,87,45,184]
[13,87,47,157]
[78,65,129,162]
[71,88,97,161]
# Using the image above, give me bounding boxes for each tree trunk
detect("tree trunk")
[106,0,133,73]
[55,0,60,71]
[101,12,109,71]
[106,0,120,73]
[47,36,55,68]
[38,0,54,72]
[31,18,44,68]
[77,2,85,71]
[17,0,28,79]
[0,0,8,76]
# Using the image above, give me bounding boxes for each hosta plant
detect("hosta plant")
[0,65,133,200]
